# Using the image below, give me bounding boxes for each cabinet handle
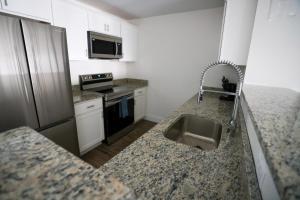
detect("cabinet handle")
[87,105,95,109]
[4,0,8,6]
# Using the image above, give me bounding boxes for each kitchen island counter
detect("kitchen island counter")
[0,127,135,200]
[242,85,300,199]
[99,93,260,199]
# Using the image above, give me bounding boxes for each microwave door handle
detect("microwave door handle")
[115,42,118,56]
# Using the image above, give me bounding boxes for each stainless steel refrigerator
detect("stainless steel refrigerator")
[0,14,79,156]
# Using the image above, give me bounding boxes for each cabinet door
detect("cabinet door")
[106,17,121,37]
[0,0,52,22]
[76,109,104,154]
[120,21,138,62]
[87,9,120,37]
[134,94,146,122]
[87,10,106,34]
[52,0,88,60]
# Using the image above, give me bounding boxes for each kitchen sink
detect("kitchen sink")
[164,114,222,150]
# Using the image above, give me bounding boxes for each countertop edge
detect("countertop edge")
[238,109,262,200]
[241,88,300,199]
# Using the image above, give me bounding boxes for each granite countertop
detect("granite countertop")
[113,78,148,89]
[242,85,300,199]
[99,93,258,199]
[0,127,135,200]
[72,78,148,104]
[72,85,103,104]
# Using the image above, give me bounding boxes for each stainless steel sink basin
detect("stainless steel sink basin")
[164,114,222,150]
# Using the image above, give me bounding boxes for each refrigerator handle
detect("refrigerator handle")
[15,46,31,104]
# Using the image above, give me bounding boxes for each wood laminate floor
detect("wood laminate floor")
[81,120,156,168]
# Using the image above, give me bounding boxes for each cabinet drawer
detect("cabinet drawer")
[134,87,146,97]
[75,98,103,116]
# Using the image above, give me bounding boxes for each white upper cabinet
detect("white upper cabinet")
[120,20,138,62]
[87,9,121,37]
[0,0,52,22]
[52,0,89,60]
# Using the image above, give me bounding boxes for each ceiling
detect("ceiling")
[77,0,225,19]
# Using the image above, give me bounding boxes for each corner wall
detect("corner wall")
[127,7,224,121]
[245,0,300,92]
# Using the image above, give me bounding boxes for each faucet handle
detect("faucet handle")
[197,91,203,103]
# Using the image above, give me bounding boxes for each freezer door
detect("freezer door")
[40,118,79,156]
[21,20,74,128]
[0,15,39,132]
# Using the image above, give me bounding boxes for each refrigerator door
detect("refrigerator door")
[40,118,79,156]
[21,20,74,128]
[0,15,39,132]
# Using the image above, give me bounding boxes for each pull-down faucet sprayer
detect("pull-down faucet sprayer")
[198,60,244,128]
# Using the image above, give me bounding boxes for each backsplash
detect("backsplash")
[69,60,129,85]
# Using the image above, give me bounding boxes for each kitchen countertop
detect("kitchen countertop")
[98,93,258,199]
[72,85,103,104]
[0,127,135,200]
[72,78,148,104]
[242,85,300,199]
[113,78,148,89]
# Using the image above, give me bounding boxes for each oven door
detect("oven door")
[104,94,134,140]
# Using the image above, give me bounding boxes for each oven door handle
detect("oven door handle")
[105,96,134,107]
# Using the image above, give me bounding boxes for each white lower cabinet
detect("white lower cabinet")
[75,98,104,155]
[134,87,147,122]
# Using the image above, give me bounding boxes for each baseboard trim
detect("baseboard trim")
[80,139,102,156]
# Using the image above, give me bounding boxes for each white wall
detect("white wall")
[127,8,224,122]
[219,0,258,65]
[69,60,128,85]
[245,0,300,92]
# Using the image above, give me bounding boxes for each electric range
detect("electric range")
[79,73,134,144]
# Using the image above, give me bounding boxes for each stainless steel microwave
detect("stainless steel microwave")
[87,31,122,59]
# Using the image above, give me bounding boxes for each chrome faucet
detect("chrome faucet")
[197,60,244,128]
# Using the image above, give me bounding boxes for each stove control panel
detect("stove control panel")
[80,73,113,82]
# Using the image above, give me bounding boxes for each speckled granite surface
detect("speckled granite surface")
[99,93,253,199]
[72,85,103,104]
[242,84,300,199]
[113,78,148,89]
[0,127,135,200]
